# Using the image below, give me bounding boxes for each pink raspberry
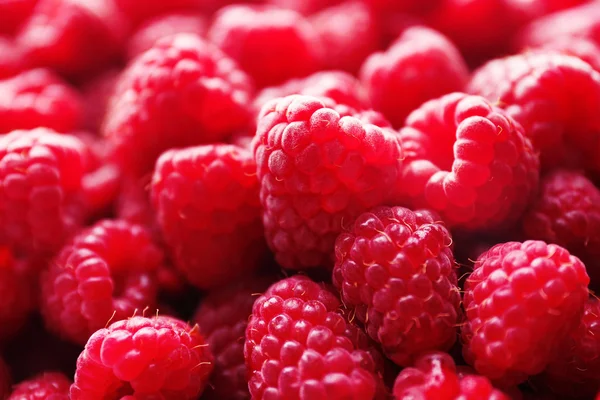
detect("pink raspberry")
[40,219,163,345]
[103,33,254,177]
[207,5,320,87]
[193,276,274,400]
[360,26,469,128]
[8,372,71,400]
[0,68,83,134]
[462,241,590,384]
[126,12,208,61]
[70,316,213,399]
[397,92,539,232]
[0,357,10,400]
[0,128,87,255]
[0,37,28,79]
[0,0,37,36]
[532,37,600,72]
[253,95,403,270]
[468,52,600,172]
[151,144,266,289]
[244,275,385,400]
[333,206,461,366]
[393,352,509,400]
[80,69,119,134]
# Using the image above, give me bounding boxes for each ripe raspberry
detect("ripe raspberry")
[244,275,385,400]
[462,241,589,384]
[0,68,83,134]
[397,93,539,231]
[360,26,469,128]
[193,276,274,400]
[8,372,71,400]
[115,0,201,27]
[265,0,342,15]
[80,69,118,134]
[116,175,157,235]
[0,0,37,36]
[0,37,28,79]
[41,219,163,345]
[103,33,254,177]
[70,316,213,399]
[253,95,403,269]
[0,357,10,400]
[151,144,266,289]
[467,52,600,172]
[16,0,127,78]
[393,352,508,400]
[532,37,600,73]
[0,128,87,255]
[333,206,461,366]
[310,1,381,74]
[207,5,320,87]
[126,12,208,61]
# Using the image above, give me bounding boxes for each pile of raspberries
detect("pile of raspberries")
[2,0,600,399]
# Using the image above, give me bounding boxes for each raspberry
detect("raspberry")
[8,372,71,400]
[103,33,254,177]
[360,26,469,128]
[467,52,600,172]
[397,93,539,232]
[207,5,320,88]
[193,276,274,400]
[40,219,163,345]
[462,241,589,384]
[265,0,342,15]
[16,0,127,78]
[310,1,381,74]
[116,175,157,235]
[0,0,37,36]
[0,357,10,400]
[333,206,461,366]
[126,12,208,61]
[0,247,34,342]
[0,68,83,134]
[532,37,600,73]
[253,95,403,269]
[70,315,213,399]
[115,0,201,27]
[0,37,28,79]
[244,275,385,400]
[393,352,509,399]
[0,128,87,255]
[151,144,266,289]
[80,69,118,134]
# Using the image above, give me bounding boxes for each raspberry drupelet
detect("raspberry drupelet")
[41,219,163,345]
[8,371,71,400]
[252,95,403,270]
[151,144,266,289]
[103,33,254,177]
[244,275,385,400]
[397,92,539,232]
[532,37,600,72]
[462,241,589,384]
[333,206,461,366]
[70,316,213,400]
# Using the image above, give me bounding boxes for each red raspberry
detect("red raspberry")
[115,0,201,27]
[116,175,157,235]
[0,37,28,79]
[8,372,71,400]
[310,1,381,74]
[0,0,37,36]
[333,206,460,366]
[193,276,274,400]
[0,128,87,255]
[0,68,83,134]
[80,69,119,134]
[151,144,266,289]
[265,0,342,15]
[207,5,320,88]
[253,95,403,270]
[360,26,469,128]
[126,12,208,61]
[0,357,10,400]
[532,37,600,73]
[40,219,163,345]
[521,170,600,289]
[70,315,213,399]
[462,241,590,384]
[103,33,254,177]
[397,93,539,232]
[16,0,127,78]
[393,352,509,400]
[244,275,385,400]
[467,52,600,172]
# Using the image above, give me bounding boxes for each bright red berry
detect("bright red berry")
[103,33,254,177]
[8,371,71,400]
[0,37,28,79]
[397,92,539,232]
[265,0,342,15]
[70,315,213,400]
[360,26,469,128]
[462,241,589,384]
[40,219,163,345]
[253,95,403,270]
[532,37,600,72]
[151,144,266,289]
[114,0,201,27]
[244,275,385,400]
[333,206,460,366]
[0,0,37,36]
[207,5,320,87]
